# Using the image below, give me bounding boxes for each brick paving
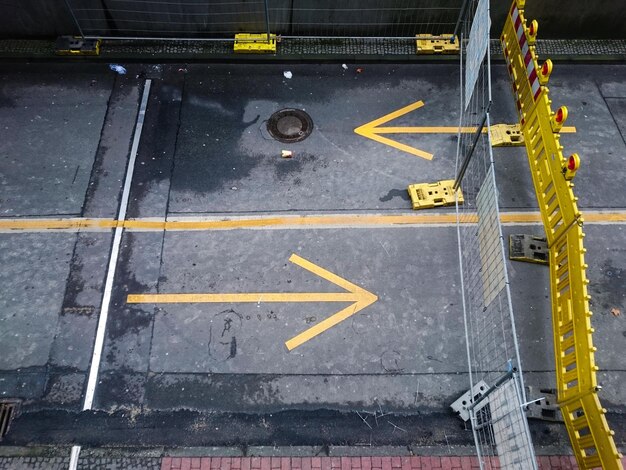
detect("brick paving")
[1,455,625,469]
[159,456,626,470]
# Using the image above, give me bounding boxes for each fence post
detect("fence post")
[62,0,85,39]
[264,0,271,42]
[453,110,488,190]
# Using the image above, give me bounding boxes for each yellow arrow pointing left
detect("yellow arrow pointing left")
[355,100,576,160]
[127,253,378,351]
[355,101,434,160]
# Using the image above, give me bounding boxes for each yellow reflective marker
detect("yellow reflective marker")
[354,100,576,159]
[127,253,378,351]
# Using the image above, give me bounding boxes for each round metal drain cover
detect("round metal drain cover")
[267,108,313,143]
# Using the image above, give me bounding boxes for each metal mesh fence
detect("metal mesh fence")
[63,0,463,40]
[454,0,537,468]
[271,0,461,38]
[64,0,268,39]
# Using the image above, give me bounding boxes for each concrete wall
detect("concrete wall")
[0,0,624,40]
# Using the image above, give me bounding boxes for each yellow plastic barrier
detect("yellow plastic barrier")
[501,1,623,468]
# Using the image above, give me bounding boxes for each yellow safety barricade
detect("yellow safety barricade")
[501,0,622,468]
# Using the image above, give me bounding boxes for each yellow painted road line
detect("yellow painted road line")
[128,292,358,303]
[286,300,370,351]
[128,253,378,350]
[285,254,378,351]
[1,210,626,233]
[353,131,435,160]
[357,100,426,129]
[0,218,118,230]
[374,126,576,134]
[375,126,474,134]
[500,212,541,223]
[580,212,626,223]
[285,254,377,350]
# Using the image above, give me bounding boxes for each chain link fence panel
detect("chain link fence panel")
[63,0,463,40]
[454,0,537,468]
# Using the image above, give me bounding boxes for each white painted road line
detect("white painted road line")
[69,79,151,470]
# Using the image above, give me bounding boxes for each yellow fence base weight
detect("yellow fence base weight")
[234,33,277,53]
[509,234,549,265]
[501,0,622,468]
[490,123,524,147]
[415,34,459,54]
[55,36,101,56]
[407,180,463,210]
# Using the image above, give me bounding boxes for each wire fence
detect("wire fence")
[63,0,463,40]
[454,0,537,467]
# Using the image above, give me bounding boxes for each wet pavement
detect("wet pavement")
[0,62,624,457]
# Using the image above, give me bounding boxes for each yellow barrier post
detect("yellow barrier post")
[501,1,623,468]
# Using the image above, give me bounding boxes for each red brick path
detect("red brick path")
[160,455,626,470]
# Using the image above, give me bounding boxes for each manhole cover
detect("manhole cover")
[267,108,313,143]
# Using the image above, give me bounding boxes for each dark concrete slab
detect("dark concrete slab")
[0,234,74,369]
[494,64,626,210]
[94,231,165,411]
[94,226,467,413]
[584,225,626,373]
[0,64,114,217]
[554,66,626,209]
[127,68,184,219]
[0,65,144,413]
[0,231,115,410]
[605,98,626,147]
[503,224,626,409]
[87,222,625,415]
[82,77,142,219]
[166,64,467,214]
[0,233,74,400]
[596,66,626,98]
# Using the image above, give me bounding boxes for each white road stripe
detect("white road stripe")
[68,79,152,470]
[68,445,81,470]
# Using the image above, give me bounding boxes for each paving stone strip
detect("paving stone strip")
[4,455,621,470]
[0,38,625,60]
[158,455,626,470]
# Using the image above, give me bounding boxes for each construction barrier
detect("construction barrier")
[501,1,623,468]
[454,0,539,468]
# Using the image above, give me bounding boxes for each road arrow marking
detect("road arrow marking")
[354,100,576,159]
[127,253,378,351]
[355,101,434,160]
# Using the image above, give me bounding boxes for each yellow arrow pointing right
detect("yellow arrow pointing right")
[128,253,378,351]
